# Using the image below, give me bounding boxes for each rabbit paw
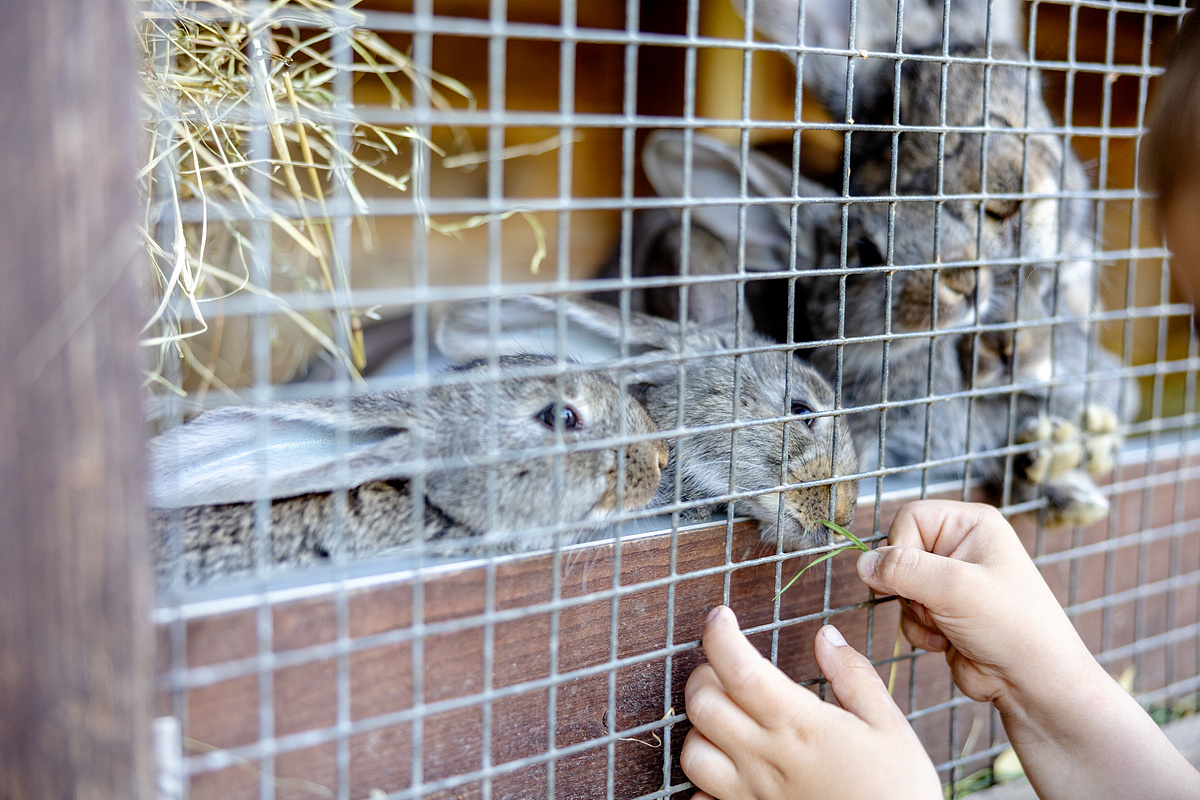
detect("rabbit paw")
[1019,415,1084,484]
[1040,471,1110,528]
[1080,404,1121,476]
[678,504,718,525]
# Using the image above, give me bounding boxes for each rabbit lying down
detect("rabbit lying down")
[437,295,861,549]
[606,130,1136,527]
[149,354,669,589]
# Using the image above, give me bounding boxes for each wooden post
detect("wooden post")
[0,1,152,798]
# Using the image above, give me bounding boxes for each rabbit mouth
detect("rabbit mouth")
[751,484,858,550]
[592,440,668,518]
[762,513,834,550]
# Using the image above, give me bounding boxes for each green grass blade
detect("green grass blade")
[773,547,854,601]
[818,519,870,551]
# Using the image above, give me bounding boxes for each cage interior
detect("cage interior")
[142,1,1200,798]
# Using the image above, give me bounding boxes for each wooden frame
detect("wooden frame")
[158,446,1200,800]
[0,0,152,797]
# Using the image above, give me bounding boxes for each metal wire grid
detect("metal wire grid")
[145,1,1200,798]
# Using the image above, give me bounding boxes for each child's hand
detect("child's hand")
[855,500,1098,709]
[681,606,940,800]
[857,499,1200,800]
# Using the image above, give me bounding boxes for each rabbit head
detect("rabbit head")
[852,43,1097,317]
[595,130,839,343]
[805,200,992,365]
[957,268,1054,390]
[416,356,668,534]
[149,354,668,549]
[659,328,861,548]
[437,295,860,549]
[854,44,1060,198]
[734,0,1096,317]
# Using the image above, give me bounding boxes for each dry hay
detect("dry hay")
[136,0,493,414]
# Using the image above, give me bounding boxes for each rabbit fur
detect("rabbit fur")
[736,0,1099,320]
[805,204,1135,524]
[802,199,995,475]
[150,354,668,588]
[613,126,1130,524]
[436,294,860,549]
[728,0,1025,124]
[955,268,1137,524]
[847,42,1099,320]
[592,130,840,344]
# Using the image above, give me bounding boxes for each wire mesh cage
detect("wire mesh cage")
[141,0,1199,798]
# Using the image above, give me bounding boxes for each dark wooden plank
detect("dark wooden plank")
[0,0,151,798]
[162,455,1200,799]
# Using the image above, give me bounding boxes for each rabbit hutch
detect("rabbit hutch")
[13,0,1197,797]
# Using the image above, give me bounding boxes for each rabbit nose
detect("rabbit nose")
[655,440,668,471]
[832,487,857,529]
[939,266,978,297]
[932,267,985,326]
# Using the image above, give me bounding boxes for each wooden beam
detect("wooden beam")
[0,1,152,798]
[160,453,1200,799]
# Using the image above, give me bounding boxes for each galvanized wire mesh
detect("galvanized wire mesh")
[144,0,1199,798]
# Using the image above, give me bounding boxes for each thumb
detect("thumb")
[857,546,977,611]
[813,626,906,729]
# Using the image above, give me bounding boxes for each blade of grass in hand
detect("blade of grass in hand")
[773,549,849,601]
[817,519,870,551]
[775,521,872,601]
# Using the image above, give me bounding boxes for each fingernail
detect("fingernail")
[706,605,724,625]
[857,549,879,578]
[821,625,847,646]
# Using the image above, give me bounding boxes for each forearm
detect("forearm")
[995,658,1200,800]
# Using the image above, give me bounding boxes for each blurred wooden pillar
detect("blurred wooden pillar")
[0,0,153,798]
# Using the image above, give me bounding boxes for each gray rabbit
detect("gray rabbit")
[591,130,841,344]
[150,354,668,588]
[954,268,1136,524]
[851,42,1098,321]
[800,199,994,475]
[804,201,1135,524]
[620,126,1131,524]
[436,295,860,549]
[737,0,1099,320]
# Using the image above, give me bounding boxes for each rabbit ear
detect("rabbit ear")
[642,131,835,260]
[733,0,1025,119]
[738,0,1021,54]
[933,0,1026,46]
[436,294,686,364]
[731,0,902,117]
[148,400,415,509]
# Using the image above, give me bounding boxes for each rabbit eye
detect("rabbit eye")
[855,237,885,267]
[791,400,817,429]
[537,403,583,431]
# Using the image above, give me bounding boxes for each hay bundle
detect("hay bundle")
[136,0,473,408]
